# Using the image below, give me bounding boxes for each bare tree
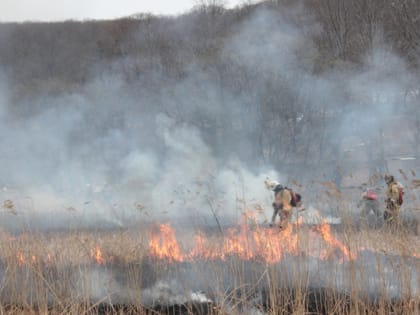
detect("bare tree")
[386,0,420,64]
[310,0,356,60]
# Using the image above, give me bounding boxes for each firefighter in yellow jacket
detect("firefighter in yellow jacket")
[265,178,304,229]
[384,174,402,226]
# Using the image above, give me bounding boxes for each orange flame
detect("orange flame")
[314,220,356,262]
[148,214,356,264]
[91,246,105,265]
[45,253,53,266]
[16,251,25,266]
[188,232,220,260]
[149,223,184,262]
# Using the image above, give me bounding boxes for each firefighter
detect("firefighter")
[384,174,402,227]
[265,178,304,229]
[357,187,381,226]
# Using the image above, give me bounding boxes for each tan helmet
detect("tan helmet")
[264,178,280,190]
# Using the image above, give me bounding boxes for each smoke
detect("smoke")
[0,4,418,231]
[0,69,280,230]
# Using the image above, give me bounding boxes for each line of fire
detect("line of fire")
[9,210,419,267]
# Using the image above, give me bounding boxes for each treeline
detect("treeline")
[0,0,419,180]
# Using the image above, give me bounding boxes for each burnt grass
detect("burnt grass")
[0,288,417,315]
[0,255,417,314]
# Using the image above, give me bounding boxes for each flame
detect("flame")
[314,220,356,262]
[46,253,53,266]
[91,246,105,265]
[8,213,417,266]
[16,251,25,266]
[148,223,184,262]
[148,213,355,264]
[14,251,54,266]
[186,222,299,263]
[188,231,220,260]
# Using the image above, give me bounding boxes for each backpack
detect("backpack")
[290,190,301,207]
[274,186,301,207]
[364,189,378,200]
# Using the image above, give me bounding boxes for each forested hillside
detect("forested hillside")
[0,0,419,224]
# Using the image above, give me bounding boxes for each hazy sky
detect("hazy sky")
[0,0,255,22]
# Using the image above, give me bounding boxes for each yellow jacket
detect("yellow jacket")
[274,188,293,211]
[386,181,400,210]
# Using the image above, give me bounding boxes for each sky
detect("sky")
[0,0,255,22]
